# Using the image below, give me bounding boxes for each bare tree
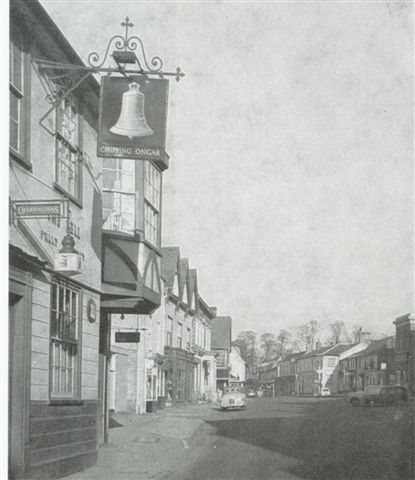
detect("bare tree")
[259,332,278,361]
[350,323,363,343]
[277,329,292,355]
[329,320,346,344]
[234,330,258,376]
[293,320,320,351]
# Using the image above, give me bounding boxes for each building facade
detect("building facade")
[340,337,396,392]
[276,352,304,396]
[9,1,103,477]
[194,296,217,402]
[297,344,368,395]
[394,313,415,395]
[257,359,280,396]
[229,346,247,384]
[211,316,232,392]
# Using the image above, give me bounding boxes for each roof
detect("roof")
[300,344,355,359]
[349,336,395,358]
[179,258,189,302]
[198,296,216,320]
[211,316,232,350]
[161,247,180,289]
[11,0,100,116]
[187,269,198,308]
[327,344,357,356]
[282,352,306,362]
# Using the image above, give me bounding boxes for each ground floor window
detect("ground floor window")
[50,281,80,397]
[146,368,157,400]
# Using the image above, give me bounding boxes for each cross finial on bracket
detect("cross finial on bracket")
[121,17,134,45]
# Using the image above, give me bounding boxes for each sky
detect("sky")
[37,0,413,339]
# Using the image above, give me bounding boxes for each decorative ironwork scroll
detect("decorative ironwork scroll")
[88,17,164,73]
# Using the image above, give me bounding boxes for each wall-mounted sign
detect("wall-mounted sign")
[115,331,141,343]
[87,299,97,323]
[98,76,169,161]
[54,251,82,276]
[11,200,65,220]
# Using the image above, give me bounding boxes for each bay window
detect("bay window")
[144,162,161,247]
[103,158,136,233]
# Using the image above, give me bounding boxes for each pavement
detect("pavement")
[62,402,213,480]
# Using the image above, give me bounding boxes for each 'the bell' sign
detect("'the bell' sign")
[98,76,169,161]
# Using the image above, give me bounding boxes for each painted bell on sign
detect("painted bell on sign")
[110,82,154,139]
[54,234,82,276]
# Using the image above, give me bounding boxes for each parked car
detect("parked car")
[320,387,331,397]
[246,389,257,398]
[220,386,247,410]
[348,385,408,407]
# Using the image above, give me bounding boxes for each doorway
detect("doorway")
[9,275,31,479]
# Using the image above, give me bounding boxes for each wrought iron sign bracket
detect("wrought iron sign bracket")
[33,16,185,126]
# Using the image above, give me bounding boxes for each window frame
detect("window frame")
[9,24,31,168]
[144,162,161,247]
[186,327,191,350]
[177,322,183,349]
[102,158,136,234]
[54,94,83,206]
[216,350,226,368]
[166,316,173,347]
[49,279,82,400]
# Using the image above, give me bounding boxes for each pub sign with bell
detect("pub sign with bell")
[97,76,169,161]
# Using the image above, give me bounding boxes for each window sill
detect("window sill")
[53,183,83,209]
[49,398,84,406]
[102,229,139,241]
[10,149,32,171]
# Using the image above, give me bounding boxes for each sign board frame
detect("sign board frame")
[97,76,169,161]
[115,331,141,343]
[11,200,67,220]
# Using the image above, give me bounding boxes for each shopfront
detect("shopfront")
[165,347,199,404]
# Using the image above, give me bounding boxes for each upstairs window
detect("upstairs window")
[186,327,191,350]
[177,322,183,349]
[144,162,161,247]
[56,95,82,202]
[216,350,226,367]
[10,26,30,164]
[103,158,136,233]
[327,357,336,368]
[165,316,173,347]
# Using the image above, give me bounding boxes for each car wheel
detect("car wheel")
[351,398,359,407]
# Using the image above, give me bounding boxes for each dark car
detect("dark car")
[348,385,408,407]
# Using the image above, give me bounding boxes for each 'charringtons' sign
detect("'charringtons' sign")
[97,76,169,161]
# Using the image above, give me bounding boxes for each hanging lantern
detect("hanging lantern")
[54,233,82,276]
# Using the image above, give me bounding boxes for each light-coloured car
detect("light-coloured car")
[246,389,257,398]
[220,387,247,410]
[321,387,331,397]
[348,385,408,407]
